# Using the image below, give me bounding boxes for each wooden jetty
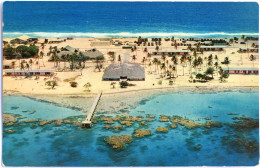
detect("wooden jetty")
[82,92,102,128]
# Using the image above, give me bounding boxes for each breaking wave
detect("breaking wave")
[3,32,259,38]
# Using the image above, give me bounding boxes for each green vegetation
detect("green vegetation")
[3,45,39,59]
[119,81,136,88]
[70,81,78,88]
[45,80,58,89]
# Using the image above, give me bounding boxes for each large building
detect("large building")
[223,68,258,75]
[102,63,145,81]
[4,69,54,76]
[151,49,190,56]
[192,46,226,51]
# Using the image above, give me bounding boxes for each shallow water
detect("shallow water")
[2,91,259,166]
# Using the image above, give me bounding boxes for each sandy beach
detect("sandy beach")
[3,37,259,96]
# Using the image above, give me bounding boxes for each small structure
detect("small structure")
[49,40,63,44]
[4,69,54,76]
[151,49,189,56]
[3,63,14,69]
[81,49,104,59]
[192,46,226,51]
[3,41,8,46]
[10,38,27,45]
[103,63,145,81]
[67,37,74,40]
[27,38,38,43]
[238,47,259,53]
[57,45,77,58]
[223,68,258,75]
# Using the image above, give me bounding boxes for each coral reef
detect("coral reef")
[30,110,36,114]
[146,118,155,122]
[103,125,111,129]
[221,134,259,153]
[134,129,152,138]
[104,135,133,149]
[146,115,155,118]
[229,117,259,130]
[140,121,147,126]
[120,120,134,127]
[156,127,168,133]
[54,119,63,126]
[159,115,170,122]
[170,122,178,129]
[204,121,222,128]
[5,129,15,133]
[39,120,56,126]
[113,125,123,130]
[3,114,18,127]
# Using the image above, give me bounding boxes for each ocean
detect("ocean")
[2,91,259,166]
[3,2,259,38]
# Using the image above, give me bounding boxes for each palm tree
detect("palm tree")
[20,62,24,70]
[11,61,16,77]
[132,55,136,63]
[198,56,203,71]
[193,50,197,59]
[152,58,158,73]
[171,54,178,77]
[180,55,186,76]
[229,39,234,46]
[26,63,30,71]
[161,54,166,64]
[157,60,162,75]
[241,35,245,40]
[222,57,231,70]
[84,82,91,91]
[141,57,146,66]
[160,63,166,76]
[29,59,33,67]
[45,80,58,89]
[208,54,213,67]
[174,40,177,49]
[192,58,200,75]
[148,62,152,72]
[205,67,214,78]
[214,55,218,62]
[187,55,192,74]
[118,55,121,65]
[214,62,219,71]
[249,54,256,67]
[110,82,116,89]
[40,51,45,67]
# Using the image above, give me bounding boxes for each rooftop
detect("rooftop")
[103,63,145,80]
[5,69,54,73]
[151,49,190,53]
[192,46,227,48]
[223,67,258,71]
[82,49,103,58]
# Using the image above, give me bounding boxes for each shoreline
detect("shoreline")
[3,85,259,96]
[3,86,258,116]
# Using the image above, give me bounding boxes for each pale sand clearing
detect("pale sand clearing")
[3,37,259,96]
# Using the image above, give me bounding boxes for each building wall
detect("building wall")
[225,70,258,75]
[5,72,54,76]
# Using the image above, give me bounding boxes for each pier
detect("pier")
[82,92,102,128]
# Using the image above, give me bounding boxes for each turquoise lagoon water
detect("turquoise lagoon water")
[2,91,259,166]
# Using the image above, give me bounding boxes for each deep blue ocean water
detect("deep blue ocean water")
[3,2,259,38]
[2,91,259,166]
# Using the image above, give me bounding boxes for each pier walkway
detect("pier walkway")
[82,92,102,128]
